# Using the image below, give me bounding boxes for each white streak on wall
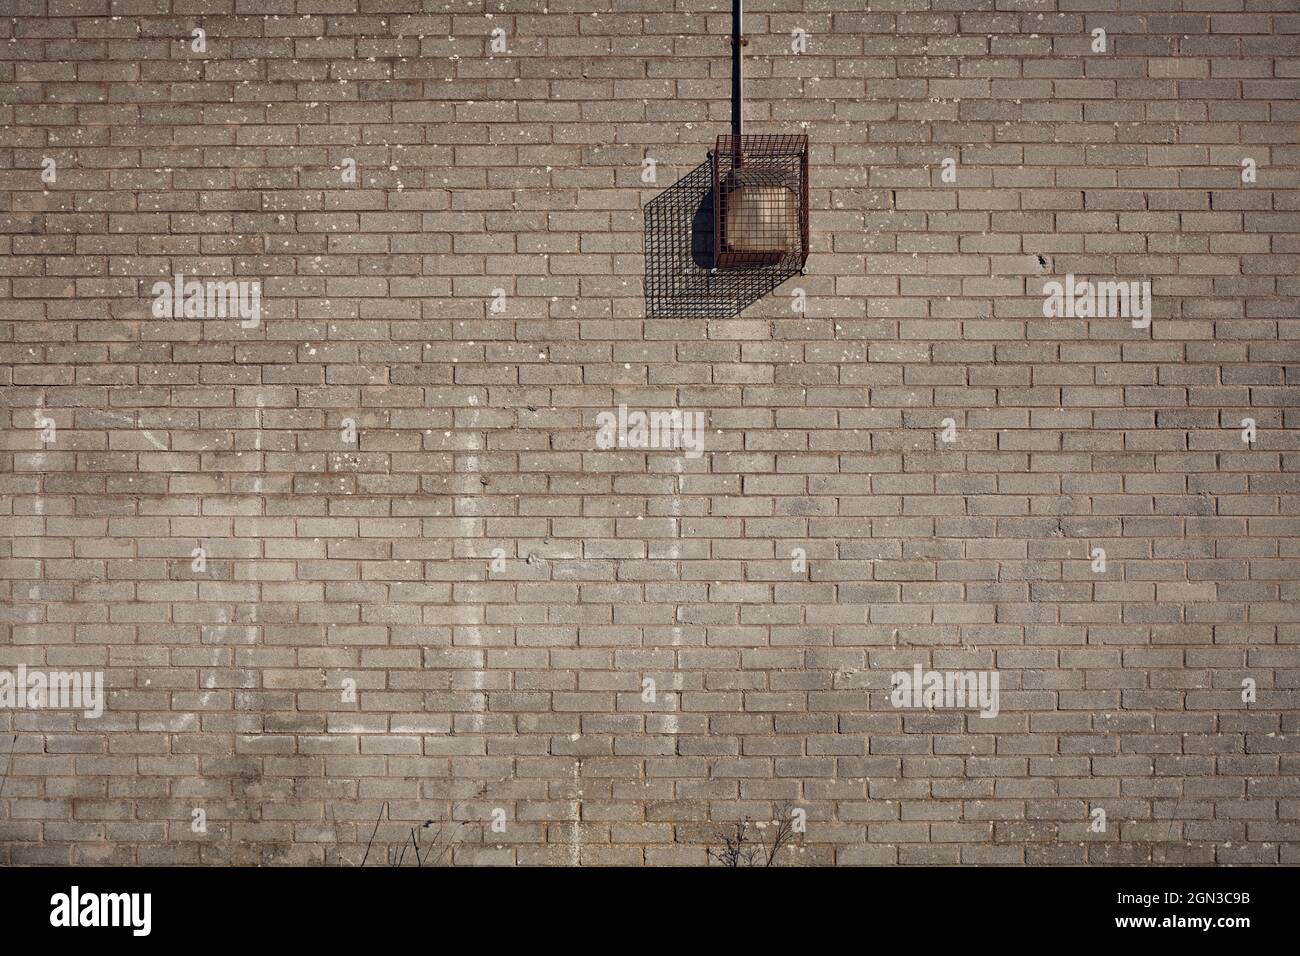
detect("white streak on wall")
[460,405,488,735]
[253,392,264,496]
[569,754,582,866]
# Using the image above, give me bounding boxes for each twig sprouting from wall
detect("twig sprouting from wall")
[354,781,495,867]
[0,734,17,805]
[707,801,800,867]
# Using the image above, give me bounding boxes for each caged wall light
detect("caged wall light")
[641,0,808,319]
[710,0,810,273]
[712,133,809,270]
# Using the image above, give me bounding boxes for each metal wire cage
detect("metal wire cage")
[711,134,809,271]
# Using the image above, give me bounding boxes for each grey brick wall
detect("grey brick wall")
[1,0,1298,866]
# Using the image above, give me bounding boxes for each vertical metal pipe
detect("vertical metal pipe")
[731,0,743,140]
